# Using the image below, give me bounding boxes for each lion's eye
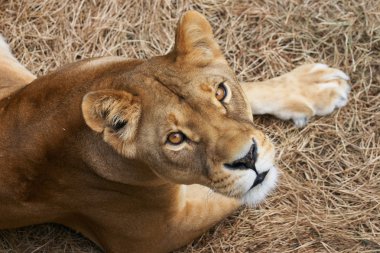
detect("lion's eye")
[167,132,186,145]
[215,83,228,102]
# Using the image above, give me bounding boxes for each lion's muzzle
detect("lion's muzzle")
[224,139,270,189]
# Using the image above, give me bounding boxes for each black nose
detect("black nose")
[224,140,258,170]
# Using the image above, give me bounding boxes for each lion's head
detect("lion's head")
[81,11,277,205]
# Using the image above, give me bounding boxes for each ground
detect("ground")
[0,0,379,252]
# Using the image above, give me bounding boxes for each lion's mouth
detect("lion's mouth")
[249,169,269,190]
[225,161,270,190]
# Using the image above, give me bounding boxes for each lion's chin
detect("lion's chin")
[241,166,279,206]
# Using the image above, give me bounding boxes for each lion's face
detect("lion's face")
[82,11,277,205]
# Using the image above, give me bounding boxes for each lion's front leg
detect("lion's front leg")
[86,185,240,253]
[166,184,241,251]
[242,64,351,127]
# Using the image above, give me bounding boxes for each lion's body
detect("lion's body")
[0,55,240,252]
[0,11,350,253]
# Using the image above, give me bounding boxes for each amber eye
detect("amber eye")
[167,132,186,145]
[215,83,227,101]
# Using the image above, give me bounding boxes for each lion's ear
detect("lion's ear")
[81,89,141,157]
[173,11,224,66]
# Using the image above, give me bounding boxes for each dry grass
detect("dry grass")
[0,0,379,252]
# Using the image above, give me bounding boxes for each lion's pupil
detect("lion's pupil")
[168,132,184,144]
[216,83,227,101]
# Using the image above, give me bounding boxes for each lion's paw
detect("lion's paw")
[281,63,351,127]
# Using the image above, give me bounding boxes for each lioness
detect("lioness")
[0,11,350,253]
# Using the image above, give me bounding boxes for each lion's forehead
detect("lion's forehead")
[136,57,235,94]
[155,96,246,140]
[129,61,252,136]
[139,77,247,120]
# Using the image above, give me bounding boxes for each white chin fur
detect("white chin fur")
[241,166,278,206]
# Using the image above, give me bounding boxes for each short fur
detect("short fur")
[0,11,350,253]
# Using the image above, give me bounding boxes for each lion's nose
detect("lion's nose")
[224,140,257,170]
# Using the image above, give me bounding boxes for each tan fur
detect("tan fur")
[242,63,350,127]
[0,11,349,253]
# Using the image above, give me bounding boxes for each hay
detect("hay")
[0,0,379,252]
